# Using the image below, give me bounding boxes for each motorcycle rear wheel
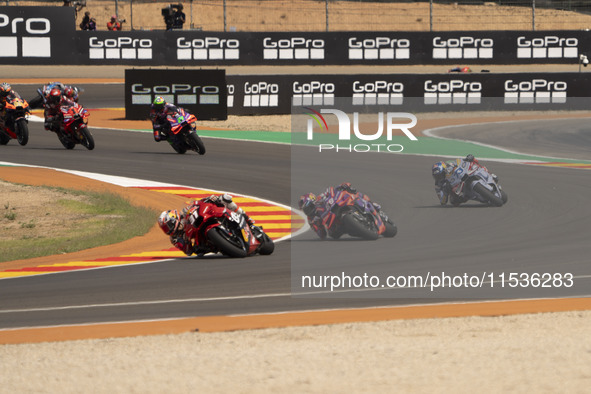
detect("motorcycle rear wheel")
[79,127,95,150]
[0,132,9,145]
[208,227,248,258]
[16,118,29,146]
[188,132,206,155]
[342,212,379,240]
[473,183,504,207]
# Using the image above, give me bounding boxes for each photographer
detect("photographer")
[162,4,185,31]
[107,15,125,31]
[79,11,96,31]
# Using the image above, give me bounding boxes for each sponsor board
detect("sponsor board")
[263,37,325,60]
[226,73,586,116]
[176,36,240,60]
[516,35,578,59]
[348,36,410,60]
[432,36,493,60]
[0,6,73,63]
[125,69,227,120]
[89,36,153,60]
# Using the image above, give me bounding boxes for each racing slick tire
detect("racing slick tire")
[208,227,248,258]
[383,221,398,238]
[16,119,29,146]
[473,183,504,207]
[188,132,206,155]
[342,212,379,240]
[80,127,95,150]
[258,232,275,255]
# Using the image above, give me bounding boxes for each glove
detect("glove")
[442,180,452,194]
[492,173,499,183]
[465,154,475,162]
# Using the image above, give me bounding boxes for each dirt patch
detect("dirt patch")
[0,167,187,272]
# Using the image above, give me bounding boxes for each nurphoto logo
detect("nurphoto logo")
[303,107,418,153]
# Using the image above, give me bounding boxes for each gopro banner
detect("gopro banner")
[0,6,74,64]
[125,69,227,120]
[4,7,591,66]
[226,73,591,115]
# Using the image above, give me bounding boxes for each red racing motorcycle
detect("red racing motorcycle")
[0,96,30,146]
[183,200,274,258]
[56,100,95,150]
[320,188,397,240]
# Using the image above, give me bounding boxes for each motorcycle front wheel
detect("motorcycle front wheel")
[342,212,379,240]
[16,118,29,146]
[79,127,95,150]
[208,226,248,258]
[383,221,397,238]
[257,232,275,255]
[188,132,206,155]
[473,183,504,207]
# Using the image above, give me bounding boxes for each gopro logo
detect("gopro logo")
[432,36,493,59]
[0,14,51,58]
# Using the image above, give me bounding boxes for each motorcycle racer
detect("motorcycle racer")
[43,87,74,133]
[0,83,24,127]
[158,194,254,256]
[432,154,498,205]
[150,96,187,142]
[298,182,384,239]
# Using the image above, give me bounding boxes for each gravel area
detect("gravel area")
[1,311,590,393]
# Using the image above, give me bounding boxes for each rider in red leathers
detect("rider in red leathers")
[43,87,72,133]
[158,194,255,256]
[298,182,381,240]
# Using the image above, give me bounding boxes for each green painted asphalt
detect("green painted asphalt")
[194,128,591,164]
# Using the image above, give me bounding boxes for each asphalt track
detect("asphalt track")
[0,83,590,330]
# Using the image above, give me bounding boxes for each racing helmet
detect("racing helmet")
[64,86,78,100]
[338,182,357,193]
[153,96,166,111]
[47,87,62,105]
[158,209,181,235]
[432,161,447,182]
[298,193,317,217]
[0,82,12,97]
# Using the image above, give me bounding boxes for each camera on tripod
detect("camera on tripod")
[162,3,184,29]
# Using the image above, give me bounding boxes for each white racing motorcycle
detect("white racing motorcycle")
[449,159,508,207]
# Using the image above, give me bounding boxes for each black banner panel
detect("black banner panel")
[125,69,227,120]
[3,7,591,66]
[226,73,591,115]
[0,6,74,65]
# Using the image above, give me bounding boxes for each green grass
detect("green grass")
[0,187,158,262]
